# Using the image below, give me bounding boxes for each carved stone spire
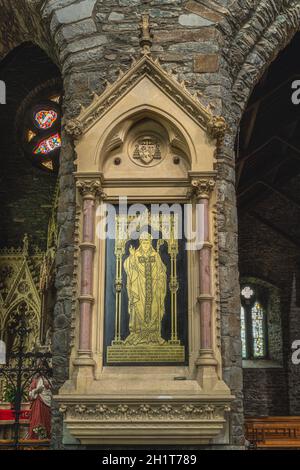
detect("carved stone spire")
[139,14,152,55]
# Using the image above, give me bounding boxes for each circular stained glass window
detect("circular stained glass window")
[19,82,62,173]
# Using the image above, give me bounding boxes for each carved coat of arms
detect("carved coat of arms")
[133,137,161,165]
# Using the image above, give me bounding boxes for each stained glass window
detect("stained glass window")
[41,160,53,171]
[21,85,62,173]
[34,133,61,155]
[240,306,247,359]
[49,95,60,104]
[241,286,254,300]
[251,302,265,357]
[27,130,36,142]
[240,284,267,360]
[34,110,58,130]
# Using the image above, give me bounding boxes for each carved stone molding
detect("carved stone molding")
[76,179,106,200]
[56,398,232,444]
[64,54,227,142]
[59,401,230,421]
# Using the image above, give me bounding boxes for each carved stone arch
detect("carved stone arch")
[97,106,194,175]
[221,0,300,122]
[5,292,40,319]
[0,1,58,65]
[69,54,225,177]
[4,298,40,355]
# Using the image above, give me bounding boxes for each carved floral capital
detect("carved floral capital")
[189,178,215,199]
[76,180,106,200]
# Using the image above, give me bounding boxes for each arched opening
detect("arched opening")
[0,42,62,247]
[101,111,191,178]
[237,31,300,417]
[0,43,63,414]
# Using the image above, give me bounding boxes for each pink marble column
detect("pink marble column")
[77,180,102,358]
[192,179,216,364]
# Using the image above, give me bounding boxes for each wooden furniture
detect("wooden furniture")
[245,417,300,448]
[0,439,50,450]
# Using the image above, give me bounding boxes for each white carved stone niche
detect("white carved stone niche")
[56,53,233,446]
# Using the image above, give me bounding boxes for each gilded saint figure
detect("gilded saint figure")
[124,232,167,345]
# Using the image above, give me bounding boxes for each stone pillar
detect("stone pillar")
[74,179,103,371]
[191,178,218,389]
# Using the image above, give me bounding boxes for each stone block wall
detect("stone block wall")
[243,368,289,416]
[239,201,300,416]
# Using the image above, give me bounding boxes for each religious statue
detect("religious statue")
[124,231,167,346]
[28,364,52,440]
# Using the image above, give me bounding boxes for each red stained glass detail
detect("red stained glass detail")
[35,110,58,129]
[34,133,61,155]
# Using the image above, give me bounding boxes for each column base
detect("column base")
[195,350,228,392]
[195,349,218,367]
[72,354,96,393]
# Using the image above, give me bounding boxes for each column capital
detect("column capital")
[189,178,215,199]
[76,179,106,200]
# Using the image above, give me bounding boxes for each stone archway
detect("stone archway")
[220,0,300,126]
[0,0,58,64]
[236,28,300,419]
[208,0,300,447]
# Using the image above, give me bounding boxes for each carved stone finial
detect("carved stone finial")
[23,233,29,255]
[64,118,84,139]
[189,179,215,199]
[139,13,153,55]
[76,180,106,200]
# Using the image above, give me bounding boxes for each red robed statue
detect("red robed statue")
[28,368,52,439]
